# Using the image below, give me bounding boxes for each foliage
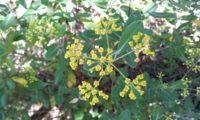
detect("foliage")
[0,0,200,119]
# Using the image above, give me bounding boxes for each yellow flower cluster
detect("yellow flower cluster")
[86,47,114,76]
[94,17,122,35]
[120,74,147,100]
[128,32,155,63]
[64,39,84,70]
[157,72,165,79]
[78,81,109,105]
[181,78,191,98]
[26,18,57,45]
[24,67,37,83]
[184,47,200,73]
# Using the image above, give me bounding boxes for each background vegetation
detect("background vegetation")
[0,0,200,119]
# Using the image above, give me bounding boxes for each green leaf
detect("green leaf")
[56,24,66,39]
[124,11,142,28]
[66,68,76,88]
[149,12,176,18]
[100,111,113,120]
[41,0,49,6]
[28,81,47,90]
[150,105,163,120]
[0,47,3,55]
[12,77,28,86]
[0,13,16,30]
[116,20,143,55]
[75,111,84,120]
[0,94,7,107]
[118,109,131,120]
[169,80,185,90]
[169,0,187,10]
[45,44,59,60]
[6,80,16,89]
[124,53,136,68]
[23,9,36,16]
[54,56,66,83]
[17,0,32,8]
[0,4,9,15]
[6,30,16,42]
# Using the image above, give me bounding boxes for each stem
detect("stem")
[181,60,199,80]
[98,76,103,82]
[113,49,134,62]
[111,63,126,78]
[106,34,109,48]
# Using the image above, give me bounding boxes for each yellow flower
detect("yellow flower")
[98,47,104,53]
[107,48,113,54]
[133,79,139,85]
[87,60,93,66]
[107,55,113,62]
[93,81,100,87]
[101,29,107,35]
[128,32,155,63]
[120,91,125,97]
[95,65,102,71]
[93,17,122,35]
[125,78,131,84]
[138,90,144,96]
[79,59,84,65]
[140,81,147,87]
[120,74,147,100]
[123,85,129,92]
[138,74,144,79]
[143,34,150,41]
[64,39,84,70]
[102,94,109,100]
[135,85,141,91]
[134,58,140,63]
[91,89,97,95]
[128,41,134,48]
[88,48,114,76]
[78,81,109,106]
[106,65,113,73]
[99,70,106,76]
[100,56,106,63]
[129,91,136,100]
[136,44,142,49]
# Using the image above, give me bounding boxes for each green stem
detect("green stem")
[113,49,134,62]
[106,34,109,48]
[111,63,126,78]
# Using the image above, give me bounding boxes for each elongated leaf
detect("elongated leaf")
[6,80,16,89]
[169,80,185,90]
[0,4,9,15]
[118,109,131,120]
[56,24,66,39]
[0,47,3,55]
[28,81,47,90]
[45,44,59,60]
[66,68,76,88]
[149,12,176,18]
[169,0,187,10]
[151,106,163,120]
[12,77,28,86]
[124,53,136,68]
[55,56,66,83]
[116,20,143,55]
[41,0,49,6]
[0,13,16,30]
